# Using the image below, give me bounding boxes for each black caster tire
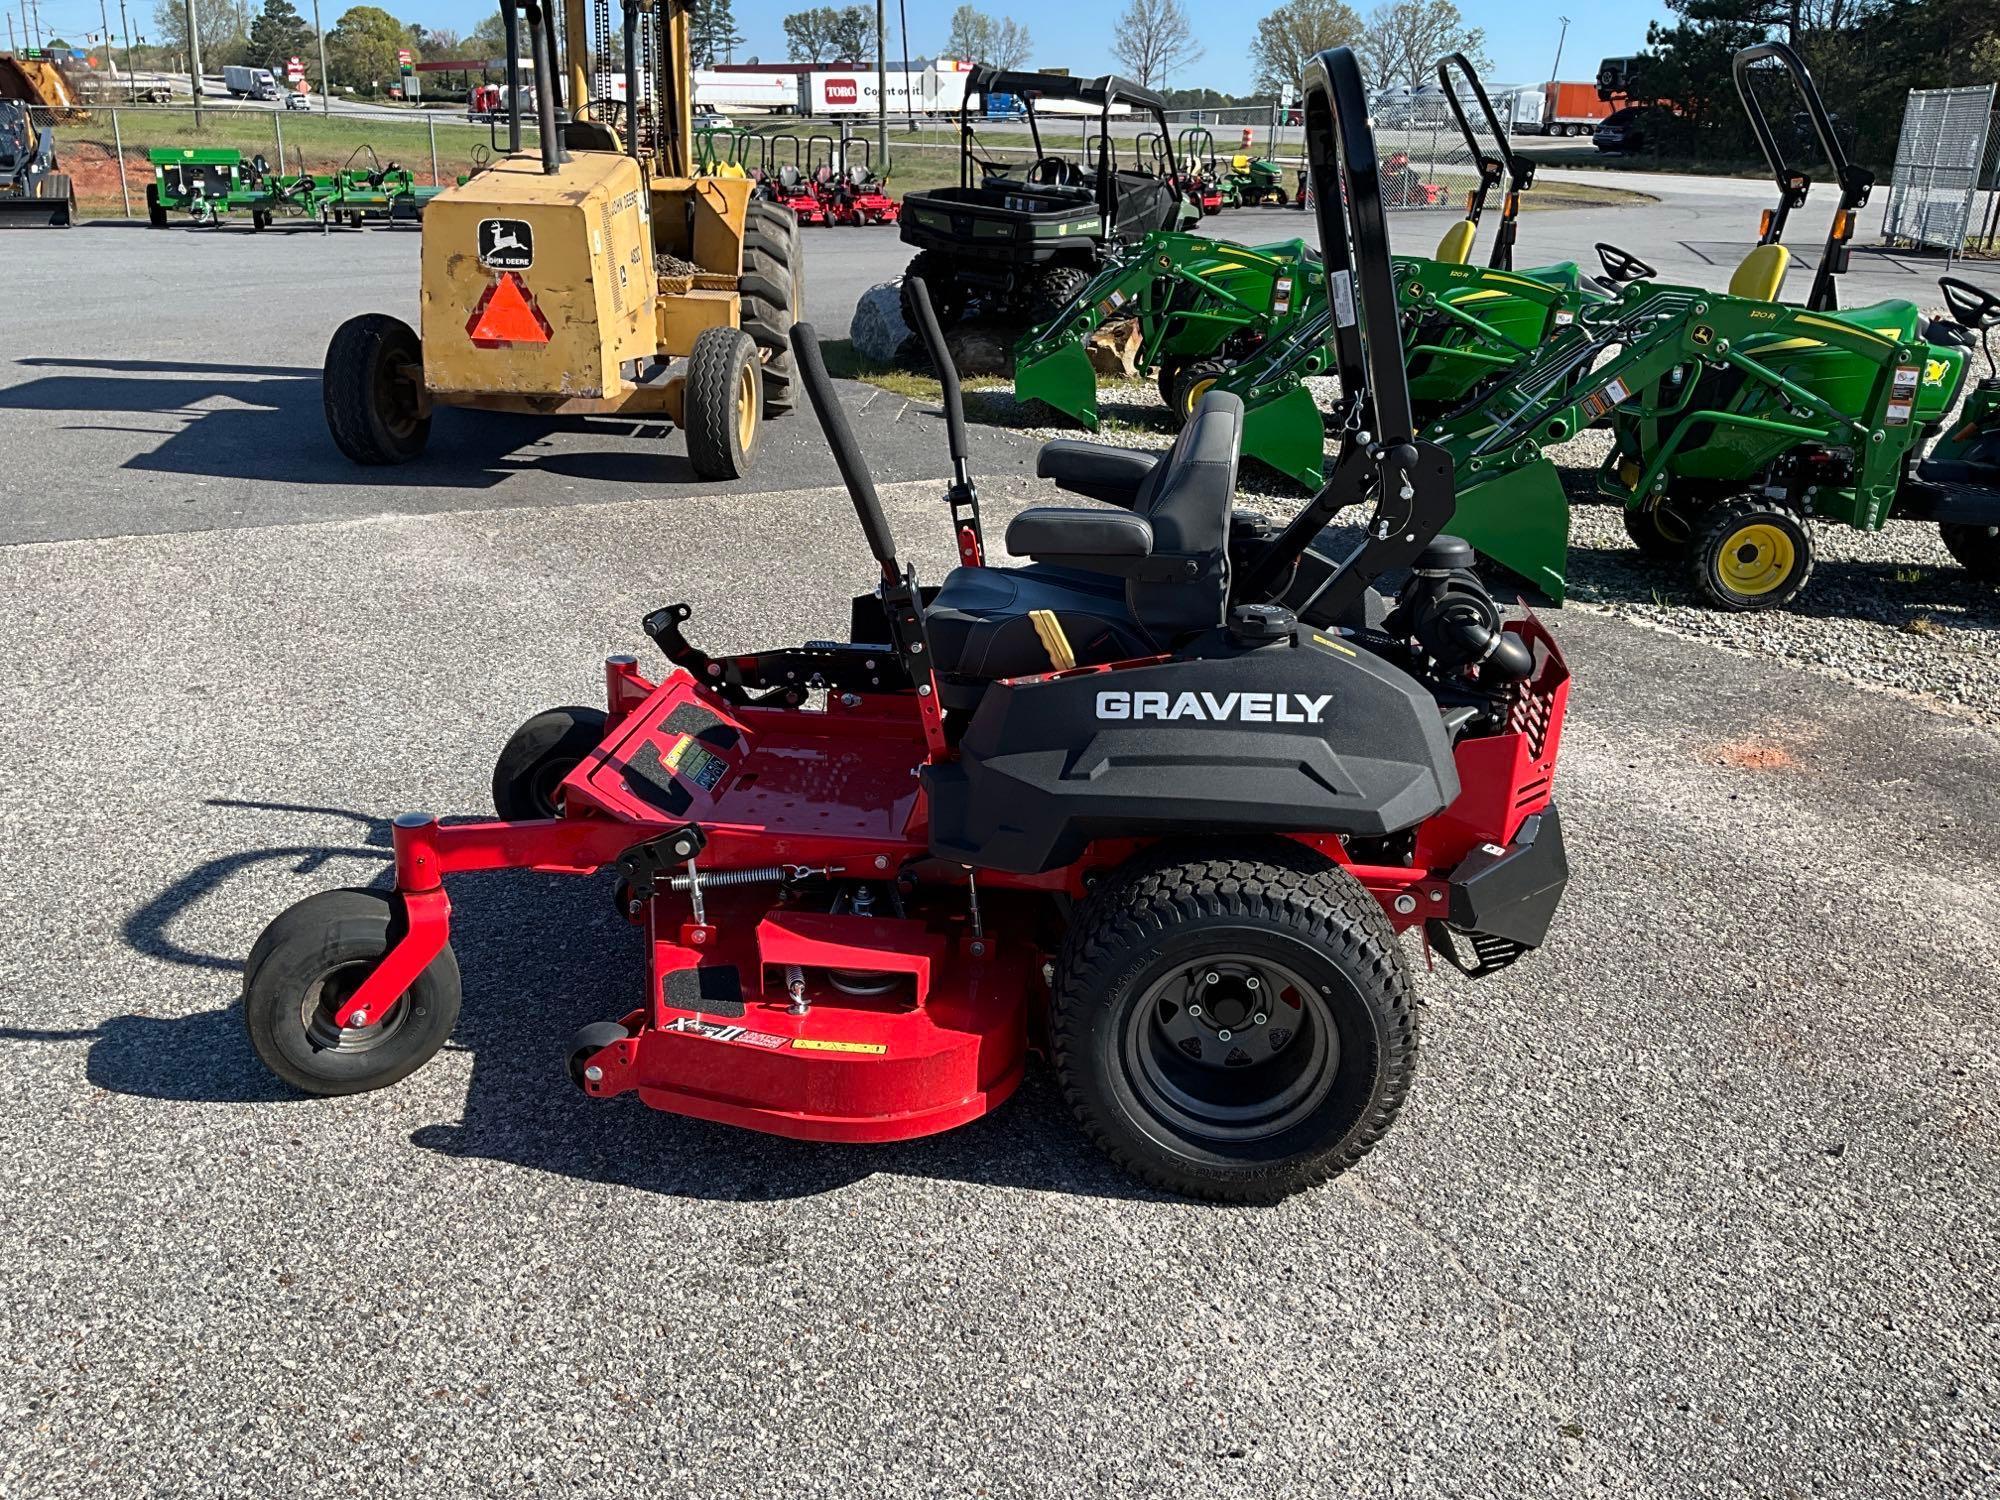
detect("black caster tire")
[323,312,430,465]
[567,1021,633,1091]
[1687,495,1813,611]
[683,325,761,481]
[1940,522,2000,581]
[1622,498,1695,560]
[244,888,461,1096]
[612,878,647,925]
[1052,840,1416,1203]
[1166,357,1232,429]
[492,705,609,820]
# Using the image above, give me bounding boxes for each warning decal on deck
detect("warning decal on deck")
[792,1038,888,1055]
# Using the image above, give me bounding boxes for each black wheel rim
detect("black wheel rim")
[299,960,408,1053]
[1123,953,1341,1143]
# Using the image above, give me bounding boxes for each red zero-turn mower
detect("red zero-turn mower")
[242,48,1574,1202]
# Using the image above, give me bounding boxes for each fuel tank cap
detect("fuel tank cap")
[1228,603,1297,644]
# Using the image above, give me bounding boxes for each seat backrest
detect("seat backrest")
[1729,243,1791,302]
[1126,390,1240,640]
[1433,218,1477,265]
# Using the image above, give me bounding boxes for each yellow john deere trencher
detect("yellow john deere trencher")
[322,0,800,481]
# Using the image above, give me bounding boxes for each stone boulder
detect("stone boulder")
[849,281,911,366]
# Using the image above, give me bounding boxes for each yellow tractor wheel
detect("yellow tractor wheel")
[1688,496,1813,611]
[684,326,761,482]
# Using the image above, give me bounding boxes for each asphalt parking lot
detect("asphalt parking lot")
[2,210,1998,1499]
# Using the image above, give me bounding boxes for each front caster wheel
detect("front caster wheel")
[1052,841,1416,1203]
[244,889,461,1095]
[492,705,609,820]
[1688,496,1813,611]
[566,1022,633,1091]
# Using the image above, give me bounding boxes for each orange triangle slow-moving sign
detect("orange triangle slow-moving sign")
[467,272,552,346]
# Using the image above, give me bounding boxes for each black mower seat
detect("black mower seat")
[925,392,1241,694]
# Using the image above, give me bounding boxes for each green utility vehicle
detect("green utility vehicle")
[896,66,1187,329]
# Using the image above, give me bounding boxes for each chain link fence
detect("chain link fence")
[1880,84,1996,257]
[30,103,540,219]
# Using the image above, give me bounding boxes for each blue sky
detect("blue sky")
[28,0,1672,97]
[710,0,1675,94]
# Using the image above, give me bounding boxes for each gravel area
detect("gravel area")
[992,365,2000,726]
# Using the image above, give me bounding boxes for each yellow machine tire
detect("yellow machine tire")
[1940,523,2000,581]
[1622,498,1696,560]
[323,313,430,466]
[742,199,799,415]
[684,326,761,481]
[1165,357,1232,430]
[1687,496,1813,612]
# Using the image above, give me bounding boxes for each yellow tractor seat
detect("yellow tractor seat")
[1433,219,1477,265]
[1231,153,1251,171]
[1728,243,1791,302]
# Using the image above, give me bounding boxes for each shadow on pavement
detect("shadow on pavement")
[3,354,1050,503]
[29,800,1155,1202]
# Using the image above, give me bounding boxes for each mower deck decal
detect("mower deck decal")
[465,272,553,347]
[661,1016,788,1049]
[792,1038,888,1055]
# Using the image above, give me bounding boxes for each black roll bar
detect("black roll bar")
[1733,40,1873,309]
[500,0,524,156]
[1437,51,1535,271]
[1238,46,1455,615]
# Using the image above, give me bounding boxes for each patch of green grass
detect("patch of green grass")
[816,338,1009,404]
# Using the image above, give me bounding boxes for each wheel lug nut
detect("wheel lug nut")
[1204,971,1219,984]
[1188,1005,1203,1018]
[1246,977,1260,990]
[1253,1012,1267,1026]
[1218,1028,1232,1042]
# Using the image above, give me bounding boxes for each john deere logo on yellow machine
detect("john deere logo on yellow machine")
[478,217,533,271]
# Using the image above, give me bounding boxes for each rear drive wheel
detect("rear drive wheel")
[1940,522,2000,580]
[1688,496,1813,611]
[492,705,610,820]
[1166,357,1232,428]
[1024,263,1092,327]
[741,198,799,414]
[901,249,967,328]
[683,326,762,481]
[1052,841,1416,1203]
[146,182,169,228]
[244,889,461,1096]
[1622,497,1696,560]
[323,313,430,465]
[1268,186,1290,207]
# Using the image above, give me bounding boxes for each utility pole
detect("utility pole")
[5,15,13,51]
[118,0,134,97]
[98,0,115,77]
[28,0,41,47]
[874,0,886,168]
[312,0,329,113]
[184,0,201,124]
[1549,15,1569,83]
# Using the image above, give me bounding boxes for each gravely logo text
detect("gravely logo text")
[1096,690,1336,723]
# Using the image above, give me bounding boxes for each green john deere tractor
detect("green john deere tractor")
[1013,51,1610,501]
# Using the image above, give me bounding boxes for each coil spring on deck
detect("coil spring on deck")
[663,865,832,892]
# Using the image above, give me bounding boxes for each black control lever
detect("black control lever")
[905,275,985,564]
